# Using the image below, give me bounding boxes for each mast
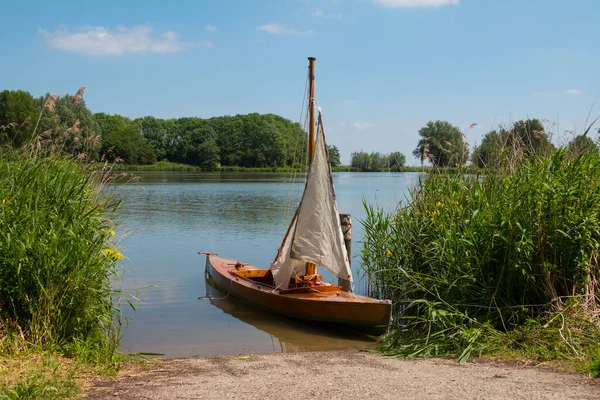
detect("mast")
[306,57,317,277]
[308,57,316,163]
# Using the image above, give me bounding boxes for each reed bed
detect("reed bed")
[362,147,600,372]
[0,89,126,392]
[0,152,122,362]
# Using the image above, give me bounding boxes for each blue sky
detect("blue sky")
[1,0,598,164]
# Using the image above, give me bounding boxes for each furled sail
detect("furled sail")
[270,112,353,288]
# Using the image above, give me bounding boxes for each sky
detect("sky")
[0,0,598,165]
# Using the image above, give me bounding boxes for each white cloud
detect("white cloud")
[258,24,314,36]
[352,122,375,130]
[565,89,582,95]
[205,25,216,33]
[533,91,558,96]
[373,0,459,8]
[313,10,343,20]
[343,99,357,104]
[39,25,200,55]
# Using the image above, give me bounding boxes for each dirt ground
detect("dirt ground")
[84,351,600,399]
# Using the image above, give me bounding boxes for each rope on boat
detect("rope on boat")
[197,275,234,301]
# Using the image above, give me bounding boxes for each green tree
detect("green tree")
[567,134,598,158]
[472,119,554,168]
[472,129,504,168]
[136,116,169,160]
[327,145,341,166]
[388,152,406,171]
[413,121,468,167]
[94,113,156,164]
[350,151,389,172]
[510,119,554,157]
[37,94,101,159]
[0,90,41,148]
[172,118,219,165]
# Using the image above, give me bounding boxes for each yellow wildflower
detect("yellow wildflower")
[109,229,115,237]
[103,247,124,261]
[386,250,392,257]
[436,201,442,208]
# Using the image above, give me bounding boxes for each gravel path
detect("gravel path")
[85,351,600,399]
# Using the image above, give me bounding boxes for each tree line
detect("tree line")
[4,88,594,171]
[350,151,406,171]
[412,119,597,168]
[1,89,309,168]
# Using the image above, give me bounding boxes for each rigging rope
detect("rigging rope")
[279,65,310,236]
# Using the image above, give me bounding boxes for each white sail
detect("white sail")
[270,213,307,288]
[270,112,353,288]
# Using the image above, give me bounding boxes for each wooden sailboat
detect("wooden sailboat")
[201,57,392,335]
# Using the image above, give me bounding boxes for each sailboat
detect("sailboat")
[201,57,392,335]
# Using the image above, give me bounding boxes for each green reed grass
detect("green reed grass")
[362,148,600,370]
[0,151,122,363]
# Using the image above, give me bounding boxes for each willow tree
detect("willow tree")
[413,121,468,167]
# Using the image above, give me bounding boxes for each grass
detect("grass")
[0,353,81,399]
[0,90,130,397]
[362,146,600,374]
[0,153,122,357]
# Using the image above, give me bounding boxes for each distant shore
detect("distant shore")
[84,351,600,399]
[93,160,469,174]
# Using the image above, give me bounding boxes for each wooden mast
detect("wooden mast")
[308,57,316,162]
[306,56,317,278]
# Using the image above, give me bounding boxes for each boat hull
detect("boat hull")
[204,255,392,336]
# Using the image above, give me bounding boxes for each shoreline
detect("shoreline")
[84,350,600,399]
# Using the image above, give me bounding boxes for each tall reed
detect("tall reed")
[362,148,600,364]
[0,152,122,360]
[0,89,123,363]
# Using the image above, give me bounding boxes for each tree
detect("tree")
[350,150,399,172]
[0,90,41,148]
[36,94,102,159]
[567,134,598,158]
[471,129,504,168]
[472,119,555,168]
[196,140,220,169]
[94,113,156,164]
[510,119,554,157]
[327,145,341,167]
[388,152,406,171]
[136,116,169,160]
[413,121,468,167]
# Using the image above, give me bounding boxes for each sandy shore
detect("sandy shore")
[84,351,600,399]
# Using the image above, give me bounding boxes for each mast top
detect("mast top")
[308,56,316,61]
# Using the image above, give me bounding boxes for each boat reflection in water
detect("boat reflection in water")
[203,277,377,353]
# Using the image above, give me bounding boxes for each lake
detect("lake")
[112,171,418,357]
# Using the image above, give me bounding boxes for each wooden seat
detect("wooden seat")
[294,274,323,285]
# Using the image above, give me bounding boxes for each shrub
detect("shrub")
[362,148,600,362]
[0,152,121,361]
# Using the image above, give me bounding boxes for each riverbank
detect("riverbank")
[84,351,599,399]
[93,160,470,173]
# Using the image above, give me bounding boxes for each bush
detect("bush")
[0,152,121,360]
[362,148,600,363]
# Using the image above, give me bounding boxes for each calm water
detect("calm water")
[112,171,418,357]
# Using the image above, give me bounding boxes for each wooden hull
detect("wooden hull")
[204,255,392,336]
